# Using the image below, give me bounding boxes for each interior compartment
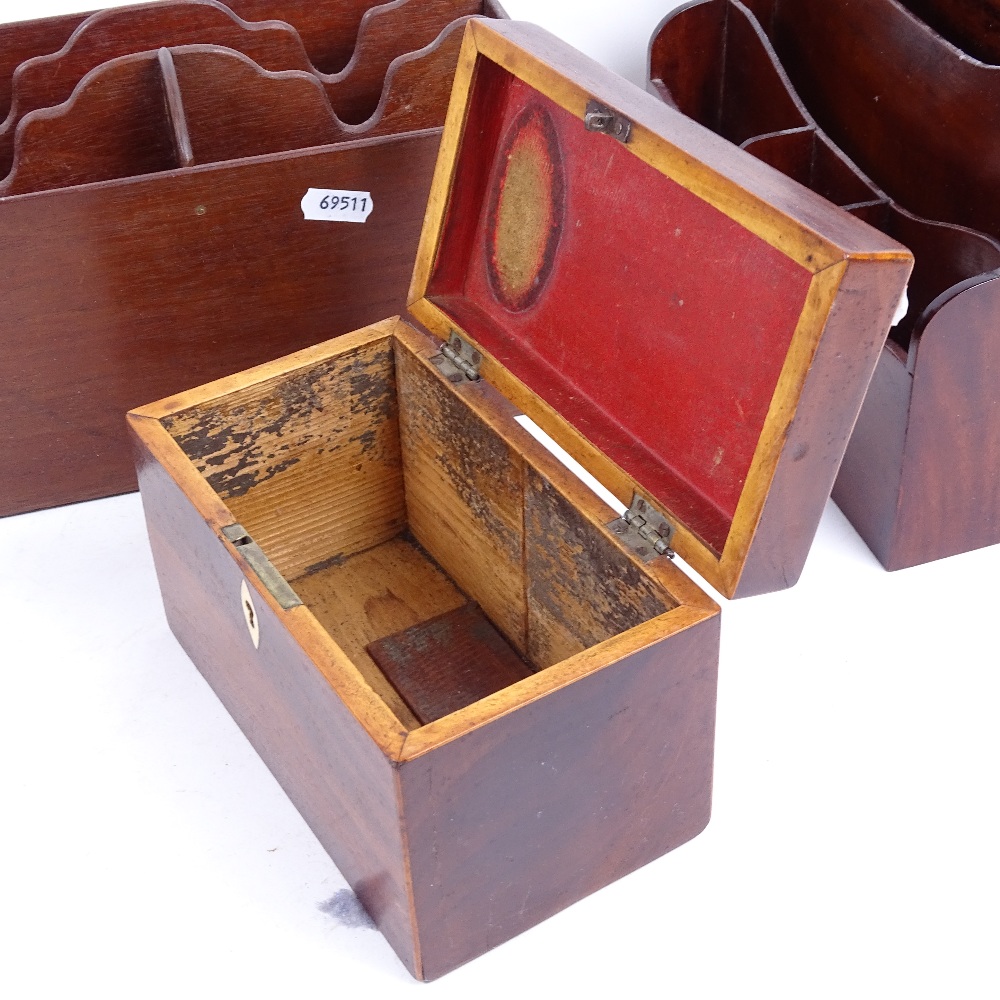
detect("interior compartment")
[740,130,882,211]
[321,0,488,125]
[742,128,1000,350]
[742,0,1000,243]
[0,9,88,123]
[649,0,1000,357]
[0,25,472,196]
[0,0,315,178]
[896,0,1000,64]
[1,50,184,196]
[161,331,678,732]
[0,0,505,193]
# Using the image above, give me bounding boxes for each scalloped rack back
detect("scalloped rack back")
[0,0,507,518]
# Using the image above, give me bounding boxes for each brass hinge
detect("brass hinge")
[584,100,633,143]
[222,524,302,610]
[608,494,676,561]
[430,332,482,383]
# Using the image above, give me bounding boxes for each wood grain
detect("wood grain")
[295,536,469,729]
[163,331,405,580]
[171,46,349,163]
[0,132,440,518]
[0,0,501,163]
[834,274,1000,568]
[366,16,476,137]
[830,341,914,568]
[2,50,179,195]
[396,339,528,655]
[650,0,1000,570]
[898,0,1000,64]
[0,8,87,122]
[411,19,910,596]
[130,294,722,978]
[368,602,533,724]
[0,1,509,518]
[224,0,381,74]
[0,0,314,177]
[130,421,420,975]
[4,27,505,192]
[524,465,675,668]
[398,610,720,980]
[324,0,483,125]
[891,273,1000,566]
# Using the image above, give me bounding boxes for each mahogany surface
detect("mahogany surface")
[322,0,484,124]
[0,0,507,518]
[1,21,486,193]
[894,0,1000,65]
[0,131,440,518]
[124,18,912,978]
[367,602,534,725]
[739,0,1000,241]
[837,276,1000,568]
[368,18,475,136]
[649,0,1000,569]
[225,0,382,73]
[418,19,910,598]
[129,313,721,980]
[399,617,718,980]
[3,49,180,195]
[131,436,419,969]
[228,0,504,76]
[169,46,347,164]
[0,8,89,121]
[0,0,313,177]
[0,0,506,186]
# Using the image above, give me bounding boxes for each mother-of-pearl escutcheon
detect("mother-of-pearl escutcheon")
[241,578,261,649]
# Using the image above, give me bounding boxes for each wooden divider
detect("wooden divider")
[649,0,1000,350]
[324,0,484,124]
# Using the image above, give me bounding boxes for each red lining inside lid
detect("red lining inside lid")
[425,59,812,552]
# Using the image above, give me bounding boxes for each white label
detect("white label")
[301,188,374,223]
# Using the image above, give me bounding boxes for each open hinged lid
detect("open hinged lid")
[407,19,912,599]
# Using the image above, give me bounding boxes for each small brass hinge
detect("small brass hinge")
[584,100,633,143]
[430,332,482,383]
[222,524,303,610]
[608,494,676,561]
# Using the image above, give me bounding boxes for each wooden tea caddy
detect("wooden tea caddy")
[0,0,506,520]
[128,19,911,979]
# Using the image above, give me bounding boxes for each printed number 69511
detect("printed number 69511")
[319,195,368,212]
[301,188,374,223]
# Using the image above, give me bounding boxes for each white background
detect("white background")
[1,1,997,997]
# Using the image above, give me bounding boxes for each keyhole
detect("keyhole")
[240,579,261,649]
